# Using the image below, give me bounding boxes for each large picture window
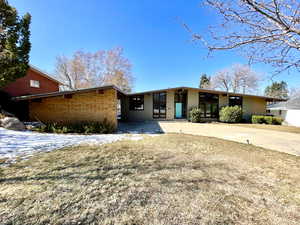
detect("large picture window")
[229,96,243,107]
[153,92,166,118]
[129,95,144,111]
[198,93,219,118]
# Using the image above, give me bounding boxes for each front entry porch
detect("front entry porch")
[174,89,187,119]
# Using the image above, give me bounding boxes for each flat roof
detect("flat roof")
[14,85,125,101]
[129,86,286,101]
[14,85,286,102]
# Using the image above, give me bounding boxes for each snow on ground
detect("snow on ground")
[0,127,143,164]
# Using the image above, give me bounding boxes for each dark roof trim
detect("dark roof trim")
[29,65,64,85]
[14,85,125,101]
[129,86,286,101]
[14,85,286,102]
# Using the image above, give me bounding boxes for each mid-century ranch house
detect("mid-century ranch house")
[14,85,283,129]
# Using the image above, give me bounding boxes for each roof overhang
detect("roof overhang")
[129,86,286,101]
[13,85,125,101]
[13,85,287,102]
[267,107,288,110]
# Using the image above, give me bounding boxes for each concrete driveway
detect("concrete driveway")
[158,121,300,156]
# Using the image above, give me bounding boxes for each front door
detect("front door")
[175,103,182,118]
[153,92,166,118]
[174,90,187,118]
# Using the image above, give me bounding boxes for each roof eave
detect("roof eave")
[128,86,287,101]
[13,85,124,101]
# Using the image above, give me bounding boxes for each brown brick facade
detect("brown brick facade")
[29,89,118,128]
[3,67,60,97]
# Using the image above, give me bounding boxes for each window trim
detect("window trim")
[153,92,167,119]
[229,95,243,107]
[129,95,144,111]
[198,93,219,118]
[30,80,40,88]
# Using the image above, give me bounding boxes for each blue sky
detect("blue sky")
[9,0,300,93]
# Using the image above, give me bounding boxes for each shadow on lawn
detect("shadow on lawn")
[0,159,231,191]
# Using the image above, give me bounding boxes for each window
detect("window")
[153,92,166,118]
[198,93,219,118]
[229,96,243,107]
[30,80,40,88]
[129,95,144,111]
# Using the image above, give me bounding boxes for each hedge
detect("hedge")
[33,120,116,134]
[251,115,283,125]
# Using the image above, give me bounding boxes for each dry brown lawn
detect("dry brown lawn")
[227,123,300,134]
[0,134,299,225]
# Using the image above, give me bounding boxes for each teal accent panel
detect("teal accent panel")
[176,103,182,118]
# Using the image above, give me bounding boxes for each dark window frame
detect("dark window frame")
[198,93,219,118]
[229,96,243,107]
[129,95,144,111]
[153,92,167,119]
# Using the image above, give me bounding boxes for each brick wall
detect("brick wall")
[29,89,117,128]
[3,68,59,97]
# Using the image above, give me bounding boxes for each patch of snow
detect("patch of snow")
[0,128,144,164]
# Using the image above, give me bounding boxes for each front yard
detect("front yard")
[0,127,143,164]
[0,134,299,225]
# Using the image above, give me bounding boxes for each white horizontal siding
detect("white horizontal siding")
[285,110,300,127]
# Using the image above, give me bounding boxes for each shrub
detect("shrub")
[251,115,283,125]
[264,116,273,125]
[219,106,242,123]
[189,108,202,123]
[35,119,116,134]
[252,115,265,124]
[271,117,283,125]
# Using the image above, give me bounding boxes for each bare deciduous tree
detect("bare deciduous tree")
[232,64,259,93]
[211,69,232,92]
[211,64,260,93]
[55,47,134,92]
[289,87,300,99]
[188,0,300,74]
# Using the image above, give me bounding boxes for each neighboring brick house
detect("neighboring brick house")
[3,65,62,97]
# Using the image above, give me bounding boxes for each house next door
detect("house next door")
[153,92,166,118]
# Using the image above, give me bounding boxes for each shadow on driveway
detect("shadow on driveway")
[117,121,164,134]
